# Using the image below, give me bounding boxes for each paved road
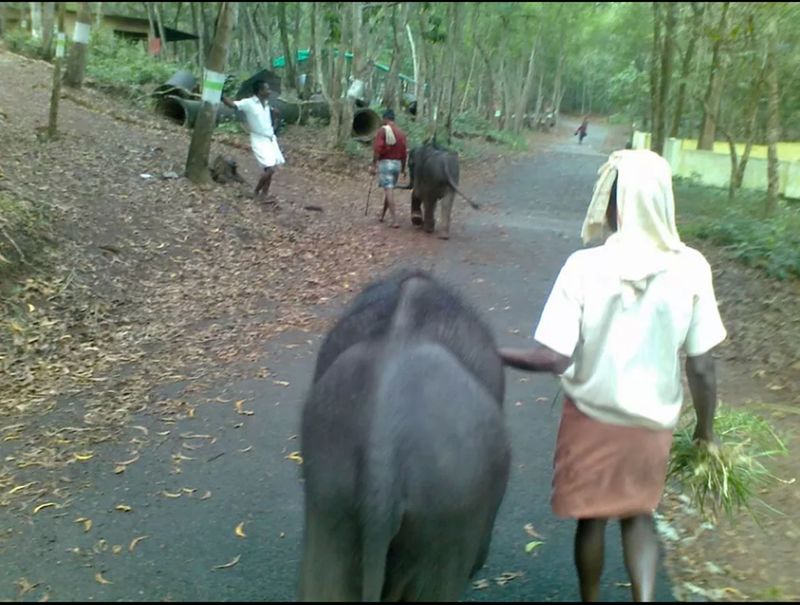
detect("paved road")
[0,125,673,602]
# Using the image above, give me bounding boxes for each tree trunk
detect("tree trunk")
[383,4,406,111]
[278,3,297,94]
[670,3,704,138]
[64,2,91,89]
[47,2,66,139]
[415,8,428,122]
[650,2,662,149]
[406,22,418,103]
[550,54,564,127]
[245,4,266,69]
[475,40,495,122]
[154,3,169,60]
[40,1,54,59]
[30,2,42,38]
[459,46,477,114]
[444,3,462,143]
[514,40,537,134]
[190,1,204,68]
[94,1,102,27]
[764,12,780,217]
[652,1,677,155]
[534,68,544,124]
[185,3,238,185]
[698,2,729,150]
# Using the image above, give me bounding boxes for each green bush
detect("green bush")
[3,28,44,58]
[86,27,190,95]
[0,195,54,282]
[675,182,800,280]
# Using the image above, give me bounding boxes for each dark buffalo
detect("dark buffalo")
[299,269,510,601]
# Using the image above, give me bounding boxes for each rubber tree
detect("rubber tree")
[47,2,66,139]
[697,2,730,150]
[764,10,781,217]
[40,1,54,59]
[63,1,91,88]
[185,2,238,185]
[651,1,677,155]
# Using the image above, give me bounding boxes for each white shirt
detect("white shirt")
[534,244,727,431]
[233,96,275,139]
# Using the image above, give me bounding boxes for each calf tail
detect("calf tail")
[360,421,400,601]
[443,160,480,210]
[360,513,391,601]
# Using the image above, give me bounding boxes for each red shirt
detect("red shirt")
[373,123,407,163]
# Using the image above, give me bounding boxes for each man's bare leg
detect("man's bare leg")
[575,518,607,602]
[254,167,275,200]
[379,196,388,222]
[385,188,399,228]
[620,514,658,602]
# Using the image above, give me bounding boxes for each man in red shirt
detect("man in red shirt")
[369,109,407,228]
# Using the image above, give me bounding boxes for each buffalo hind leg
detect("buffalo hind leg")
[299,509,361,602]
[438,191,455,240]
[423,199,436,234]
[411,192,423,226]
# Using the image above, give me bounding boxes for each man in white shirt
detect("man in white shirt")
[223,80,285,200]
[499,149,725,602]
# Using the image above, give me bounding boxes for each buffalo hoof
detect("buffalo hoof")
[411,213,423,226]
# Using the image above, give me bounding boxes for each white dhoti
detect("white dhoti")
[251,132,285,169]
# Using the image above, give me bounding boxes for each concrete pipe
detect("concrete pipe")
[155,95,238,129]
[154,92,380,139]
[352,108,382,139]
[152,70,198,98]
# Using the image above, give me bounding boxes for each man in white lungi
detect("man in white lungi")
[223,80,285,200]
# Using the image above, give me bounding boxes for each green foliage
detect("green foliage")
[675,182,800,280]
[668,403,788,524]
[3,28,42,57]
[85,28,190,96]
[0,195,54,282]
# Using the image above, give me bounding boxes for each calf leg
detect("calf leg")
[411,192,423,226]
[438,191,455,240]
[299,507,362,602]
[423,198,436,234]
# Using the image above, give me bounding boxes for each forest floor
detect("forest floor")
[0,47,798,601]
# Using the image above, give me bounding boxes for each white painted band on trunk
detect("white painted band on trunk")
[201,69,226,104]
[55,33,66,58]
[73,22,90,44]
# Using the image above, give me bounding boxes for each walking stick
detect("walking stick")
[364,174,374,216]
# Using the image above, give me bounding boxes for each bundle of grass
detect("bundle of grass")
[668,403,789,524]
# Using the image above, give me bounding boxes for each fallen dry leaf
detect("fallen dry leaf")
[199,491,212,500]
[32,502,59,514]
[285,451,303,464]
[112,545,123,555]
[114,451,140,466]
[115,504,132,512]
[94,572,112,585]
[129,535,148,552]
[212,554,241,571]
[273,380,290,387]
[8,481,37,495]
[235,522,247,538]
[73,452,94,462]
[74,517,93,532]
[162,490,182,499]
[524,523,544,539]
[16,577,38,595]
[495,571,524,586]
